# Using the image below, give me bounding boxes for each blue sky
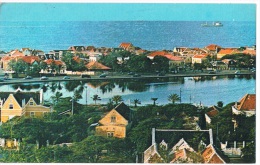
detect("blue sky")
[0,3,256,21]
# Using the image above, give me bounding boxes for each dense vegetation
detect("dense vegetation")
[0,96,255,163]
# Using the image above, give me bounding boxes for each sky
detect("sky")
[0,3,256,21]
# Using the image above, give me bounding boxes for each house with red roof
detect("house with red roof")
[118,42,135,52]
[232,94,256,117]
[205,106,220,124]
[192,54,208,64]
[217,48,237,59]
[68,46,86,52]
[201,144,226,163]
[205,44,221,54]
[42,59,66,74]
[1,56,40,71]
[85,61,111,71]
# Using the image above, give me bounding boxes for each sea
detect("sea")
[0,21,256,52]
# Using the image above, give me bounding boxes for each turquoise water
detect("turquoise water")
[0,76,255,106]
[0,21,256,52]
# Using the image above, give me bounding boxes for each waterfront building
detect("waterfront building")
[41,59,66,74]
[0,88,50,123]
[191,54,208,64]
[217,48,238,60]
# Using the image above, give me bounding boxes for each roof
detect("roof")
[0,90,41,107]
[192,54,208,59]
[205,44,221,51]
[243,49,256,56]
[164,55,183,61]
[114,102,131,120]
[206,108,219,118]
[72,56,81,63]
[45,59,64,66]
[85,61,111,70]
[237,94,256,111]
[148,51,168,57]
[170,148,195,163]
[201,144,225,163]
[119,42,133,49]
[69,46,86,51]
[21,56,40,64]
[9,50,24,57]
[218,49,235,55]
[170,138,194,155]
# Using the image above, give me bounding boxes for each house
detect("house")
[0,88,50,123]
[232,94,256,117]
[205,106,220,124]
[144,138,225,163]
[20,48,32,56]
[85,61,111,72]
[201,144,226,163]
[8,49,24,57]
[205,44,221,55]
[192,54,208,64]
[118,42,135,52]
[95,102,131,138]
[42,59,66,74]
[0,56,40,71]
[49,50,73,60]
[217,48,237,59]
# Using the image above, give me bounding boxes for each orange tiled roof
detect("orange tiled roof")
[73,56,81,63]
[45,59,64,66]
[237,94,256,111]
[201,144,225,163]
[148,51,168,57]
[206,109,219,118]
[85,61,111,70]
[171,149,187,163]
[164,55,183,61]
[193,54,208,59]
[218,49,235,55]
[119,42,132,49]
[10,50,24,57]
[20,56,40,64]
[243,49,256,56]
[1,56,12,61]
[206,44,221,51]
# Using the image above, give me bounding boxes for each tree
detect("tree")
[168,94,180,104]
[217,101,224,108]
[241,142,255,163]
[112,95,123,105]
[151,98,158,106]
[132,99,141,107]
[51,91,63,105]
[8,59,28,74]
[91,94,101,105]
[152,56,169,72]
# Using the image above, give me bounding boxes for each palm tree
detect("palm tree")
[73,89,83,102]
[168,94,180,104]
[132,99,141,107]
[51,91,63,105]
[112,95,123,105]
[92,94,101,105]
[151,98,158,106]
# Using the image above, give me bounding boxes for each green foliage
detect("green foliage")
[62,52,86,71]
[8,59,28,74]
[112,95,123,105]
[152,55,169,72]
[241,142,255,163]
[221,53,255,69]
[168,93,180,104]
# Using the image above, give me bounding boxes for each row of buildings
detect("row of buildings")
[0,43,256,76]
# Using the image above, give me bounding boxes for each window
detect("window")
[29,101,34,106]
[107,132,114,138]
[9,104,13,109]
[111,116,116,123]
[30,112,35,117]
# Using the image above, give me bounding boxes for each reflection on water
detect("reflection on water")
[0,75,255,106]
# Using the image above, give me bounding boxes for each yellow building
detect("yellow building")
[0,88,51,123]
[95,102,131,138]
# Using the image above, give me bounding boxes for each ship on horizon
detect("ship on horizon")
[201,21,223,27]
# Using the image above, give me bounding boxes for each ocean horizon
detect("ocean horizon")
[0,21,256,53]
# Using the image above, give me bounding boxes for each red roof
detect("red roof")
[119,42,133,49]
[193,54,208,59]
[148,51,168,57]
[243,49,256,56]
[73,56,81,63]
[201,144,225,163]
[164,55,183,61]
[218,49,235,55]
[10,50,24,57]
[237,94,256,111]
[85,61,111,70]
[206,44,221,51]
[21,56,40,64]
[206,109,219,118]
[45,59,64,66]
